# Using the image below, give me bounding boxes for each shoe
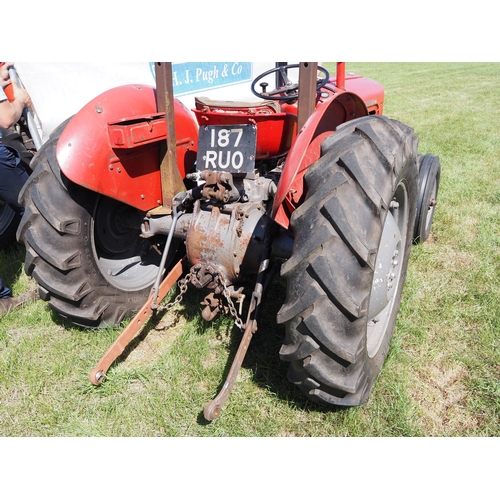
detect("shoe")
[0,290,38,317]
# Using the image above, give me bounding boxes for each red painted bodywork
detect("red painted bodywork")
[271,72,384,227]
[272,90,369,227]
[56,84,199,212]
[55,69,384,228]
[193,106,297,160]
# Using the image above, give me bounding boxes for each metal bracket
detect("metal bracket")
[155,62,186,212]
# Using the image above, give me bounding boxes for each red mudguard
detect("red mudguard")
[56,84,199,212]
[271,90,370,228]
[55,77,382,228]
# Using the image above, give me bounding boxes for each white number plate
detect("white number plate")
[197,124,257,173]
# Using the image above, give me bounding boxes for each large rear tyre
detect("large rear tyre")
[277,115,419,407]
[17,122,167,328]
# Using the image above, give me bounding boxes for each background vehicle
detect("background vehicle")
[15,62,440,417]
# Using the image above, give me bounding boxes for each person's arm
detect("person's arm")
[0,83,32,128]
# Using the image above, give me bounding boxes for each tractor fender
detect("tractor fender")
[272,91,368,229]
[55,84,198,212]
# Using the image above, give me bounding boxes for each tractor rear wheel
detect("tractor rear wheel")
[17,121,166,328]
[277,115,418,407]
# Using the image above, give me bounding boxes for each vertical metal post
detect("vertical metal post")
[276,62,288,88]
[297,62,318,132]
[336,62,346,90]
[155,62,185,213]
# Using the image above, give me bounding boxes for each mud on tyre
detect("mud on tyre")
[277,115,419,407]
[17,121,166,328]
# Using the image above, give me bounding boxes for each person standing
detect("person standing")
[0,62,37,316]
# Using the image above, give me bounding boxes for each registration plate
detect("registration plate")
[197,124,257,173]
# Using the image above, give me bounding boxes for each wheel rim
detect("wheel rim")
[91,196,161,291]
[367,180,409,358]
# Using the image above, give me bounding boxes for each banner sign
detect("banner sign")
[150,62,252,96]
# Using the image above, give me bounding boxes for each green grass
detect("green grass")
[1,63,499,437]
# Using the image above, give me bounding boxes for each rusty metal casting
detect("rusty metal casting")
[186,200,269,287]
[201,284,245,323]
[197,170,240,203]
[201,292,224,321]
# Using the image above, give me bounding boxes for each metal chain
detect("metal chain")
[155,265,245,329]
[222,280,244,330]
[155,268,194,312]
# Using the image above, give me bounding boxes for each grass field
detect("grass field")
[0,63,499,440]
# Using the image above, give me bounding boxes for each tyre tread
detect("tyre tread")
[17,121,158,327]
[277,115,418,407]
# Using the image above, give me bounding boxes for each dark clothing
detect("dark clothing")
[0,276,11,298]
[0,128,29,298]
[0,134,28,217]
[0,88,29,300]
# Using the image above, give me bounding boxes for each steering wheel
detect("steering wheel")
[251,64,330,101]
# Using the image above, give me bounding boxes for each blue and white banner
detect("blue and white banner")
[15,62,273,144]
[150,62,252,96]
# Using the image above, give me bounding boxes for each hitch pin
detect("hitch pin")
[237,295,245,316]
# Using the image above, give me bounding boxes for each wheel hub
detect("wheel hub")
[369,210,402,320]
[92,196,161,291]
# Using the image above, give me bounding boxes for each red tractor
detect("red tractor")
[17,62,440,419]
